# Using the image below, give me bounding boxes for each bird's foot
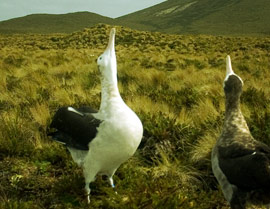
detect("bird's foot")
[85,183,91,204]
[87,194,90,204]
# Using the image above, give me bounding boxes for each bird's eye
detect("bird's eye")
[99,57,102,60]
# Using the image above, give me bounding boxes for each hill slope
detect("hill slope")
[0,0,269,35]
[117,0,270,35]
[0,12,115,34]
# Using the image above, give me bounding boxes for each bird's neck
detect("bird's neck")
[225,97,240,117]
[223,97,249,134]
[99,76,122,112]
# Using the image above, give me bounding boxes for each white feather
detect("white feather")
[67,107,84,116]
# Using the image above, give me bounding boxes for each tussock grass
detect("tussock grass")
[0,24,269,208]
[190,131,220,164]
[30,103,50,127]
[189,98,220,126]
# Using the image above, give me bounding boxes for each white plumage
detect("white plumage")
[49,28,143,203]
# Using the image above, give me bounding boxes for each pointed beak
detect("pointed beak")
[226,55,234,77]
[106,28,115,53]
[225,55,244,85]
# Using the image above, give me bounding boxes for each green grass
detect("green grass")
[1,0,270,36]
[117,0,270,36]
[0,24,270,208]
[0,12,115,34]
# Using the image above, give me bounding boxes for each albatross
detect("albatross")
[48,28,143,203]
[211,55,270,209]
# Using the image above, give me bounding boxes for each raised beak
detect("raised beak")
[106,28,115,53]
[226,55,234,77]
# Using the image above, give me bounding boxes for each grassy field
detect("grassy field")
[0,24,270,208]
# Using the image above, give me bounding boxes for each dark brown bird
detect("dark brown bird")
[211,55,270,209]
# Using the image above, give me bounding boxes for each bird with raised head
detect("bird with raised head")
[211,55,270,209]
[48,28,143,203]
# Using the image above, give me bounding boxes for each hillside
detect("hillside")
[117,0,270,35]
[0,0,269,35]
[0,12,115,34]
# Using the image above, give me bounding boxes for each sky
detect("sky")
[0,0,166,21]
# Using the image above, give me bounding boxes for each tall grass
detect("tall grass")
[0,24,270,208]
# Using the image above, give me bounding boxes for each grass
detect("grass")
[0,12,115,34]
[0,24,270,208]
[1,0,270,36]
[117,0,270,36]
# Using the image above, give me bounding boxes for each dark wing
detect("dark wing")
[218,141,270,190]
[48,106,102,150]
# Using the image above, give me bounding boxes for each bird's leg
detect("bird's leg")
[230,189,246,209]
[108,176,117,194]
[109,176,115,188]
[85,182,91,204]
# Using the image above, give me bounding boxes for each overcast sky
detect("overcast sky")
[0,0,166,21]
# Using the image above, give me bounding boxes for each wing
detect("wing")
[48,106,102,150]
[218,141,270,190]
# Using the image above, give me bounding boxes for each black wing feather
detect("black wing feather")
[49,106,102,150]
[219,142,270,190]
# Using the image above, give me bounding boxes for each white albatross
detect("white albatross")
[211,55,270,209]
[48,28,143,203]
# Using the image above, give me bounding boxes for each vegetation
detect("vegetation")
[0,12,114,34]
[1,0,270,36]
[117,0,270,36]
[0,24,270,208]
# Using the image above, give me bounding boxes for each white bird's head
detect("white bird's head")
[97,28,117,83]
